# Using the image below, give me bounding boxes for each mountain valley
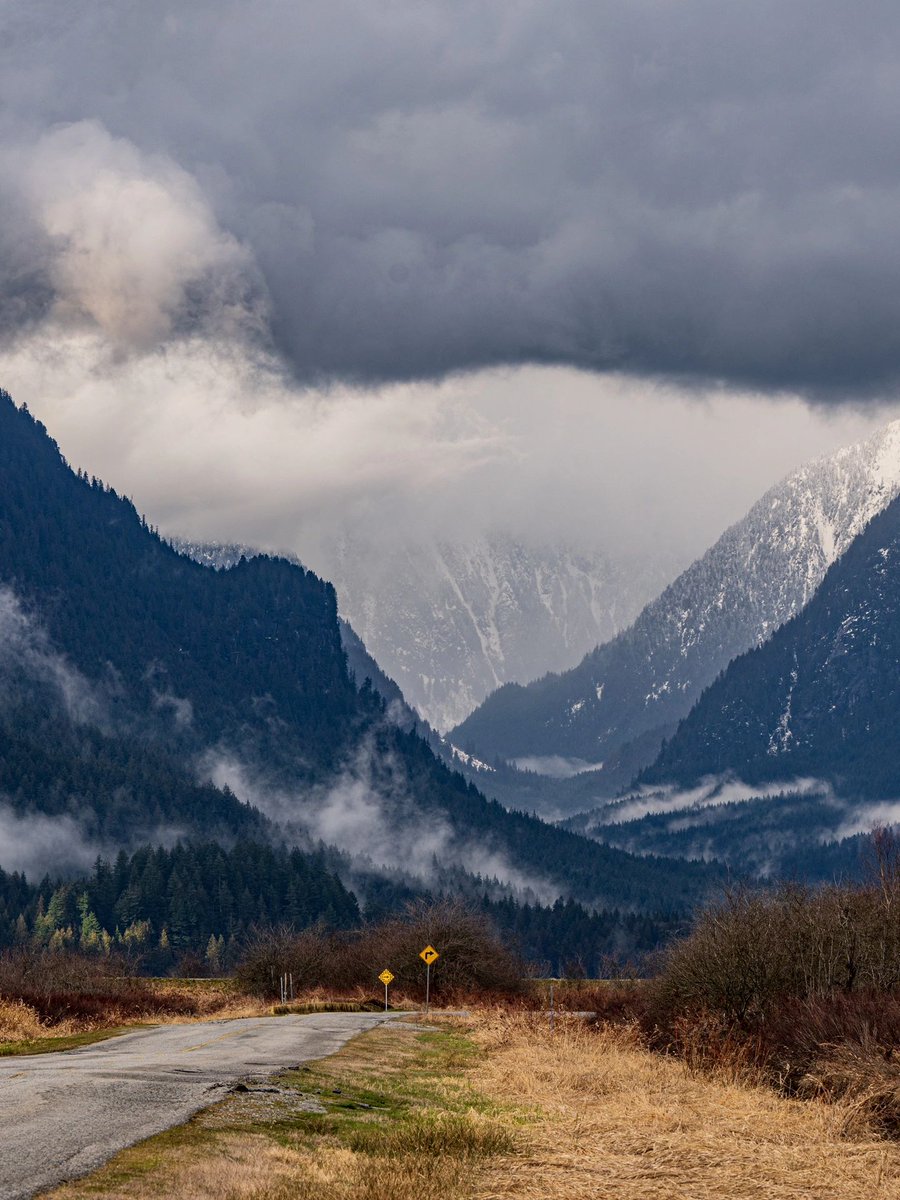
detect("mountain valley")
[0,391,717,967]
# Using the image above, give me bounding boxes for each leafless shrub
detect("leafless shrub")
[235,901,525,1001]
[234,924,334,996]
[647,875,900,1038]
[0,946,145,1024]
[640,847,900,1131]
[0,947,232,1027]
[357,900,524,997]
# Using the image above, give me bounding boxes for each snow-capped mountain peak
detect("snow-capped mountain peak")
[452,419,900,777]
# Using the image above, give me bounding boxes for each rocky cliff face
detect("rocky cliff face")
[321,533,666,731]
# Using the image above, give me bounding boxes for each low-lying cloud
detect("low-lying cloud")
[0,803,190,880]
[587,776,834,827]
[0,586,105,727]
[832,802,900,842]
[513,756,607,780]
[204,738,560,905]
[0,806,101,878]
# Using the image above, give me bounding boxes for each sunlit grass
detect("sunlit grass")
[44,1011,900,1200]
[46,1017,519,1200]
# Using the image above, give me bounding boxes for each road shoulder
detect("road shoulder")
[41,1016,516,1200]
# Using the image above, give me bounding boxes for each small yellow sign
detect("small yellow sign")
[378,969,395,986]
[419,945,440,965]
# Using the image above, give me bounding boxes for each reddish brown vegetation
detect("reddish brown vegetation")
[235,900,526,1003]
[0,950,188,1025]
[0,949,257,1037]
[630,833,900,1135]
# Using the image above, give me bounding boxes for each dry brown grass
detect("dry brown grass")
[43,1013,900,1200]
[136,981,268,1024]
[89,1135,479,1200]
[0,998,68,1041]
[469,1012,900,1199]
[799,1039,900,1141]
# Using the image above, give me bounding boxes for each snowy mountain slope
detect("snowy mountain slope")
[452,421,900,775]
[640,488,900,799]
[315,534,668,731]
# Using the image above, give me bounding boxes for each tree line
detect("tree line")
[0,840,679,976]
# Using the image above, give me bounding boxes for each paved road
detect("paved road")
[0,1012,401,1200]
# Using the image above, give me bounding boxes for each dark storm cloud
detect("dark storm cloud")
[3,0,900,393]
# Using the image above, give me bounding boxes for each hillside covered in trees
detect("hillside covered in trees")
[0,390,716,924]
[641,492,900,798]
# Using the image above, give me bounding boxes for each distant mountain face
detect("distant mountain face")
[452,421,900,782]
[319,534,668,732]
[641,489,900,799]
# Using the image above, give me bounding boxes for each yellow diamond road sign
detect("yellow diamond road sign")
[419,945,440,965]
[378,969,394,986]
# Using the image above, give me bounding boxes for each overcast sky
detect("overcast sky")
[1,1,899,572]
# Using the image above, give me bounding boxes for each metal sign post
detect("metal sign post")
[378,969,394,1012]
[419,945,440,1013]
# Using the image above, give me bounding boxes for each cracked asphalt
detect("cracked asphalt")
[0,1011,401,1200]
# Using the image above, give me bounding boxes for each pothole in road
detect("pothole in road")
[198,1079,327,1128]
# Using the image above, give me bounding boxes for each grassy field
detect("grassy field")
[40,1011,900,1200]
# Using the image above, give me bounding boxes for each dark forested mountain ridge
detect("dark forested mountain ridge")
[641,491,900,797]
[170,540,423,731]
[0,391,716,913]
[451,421,900,788]
[0,401,360,777]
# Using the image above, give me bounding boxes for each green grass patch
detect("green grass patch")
[346,1111,515,1159]
[266,1021,519,1145]
[0,1024,143,1057]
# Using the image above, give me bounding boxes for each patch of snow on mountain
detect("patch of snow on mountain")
[449,744,495,773]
